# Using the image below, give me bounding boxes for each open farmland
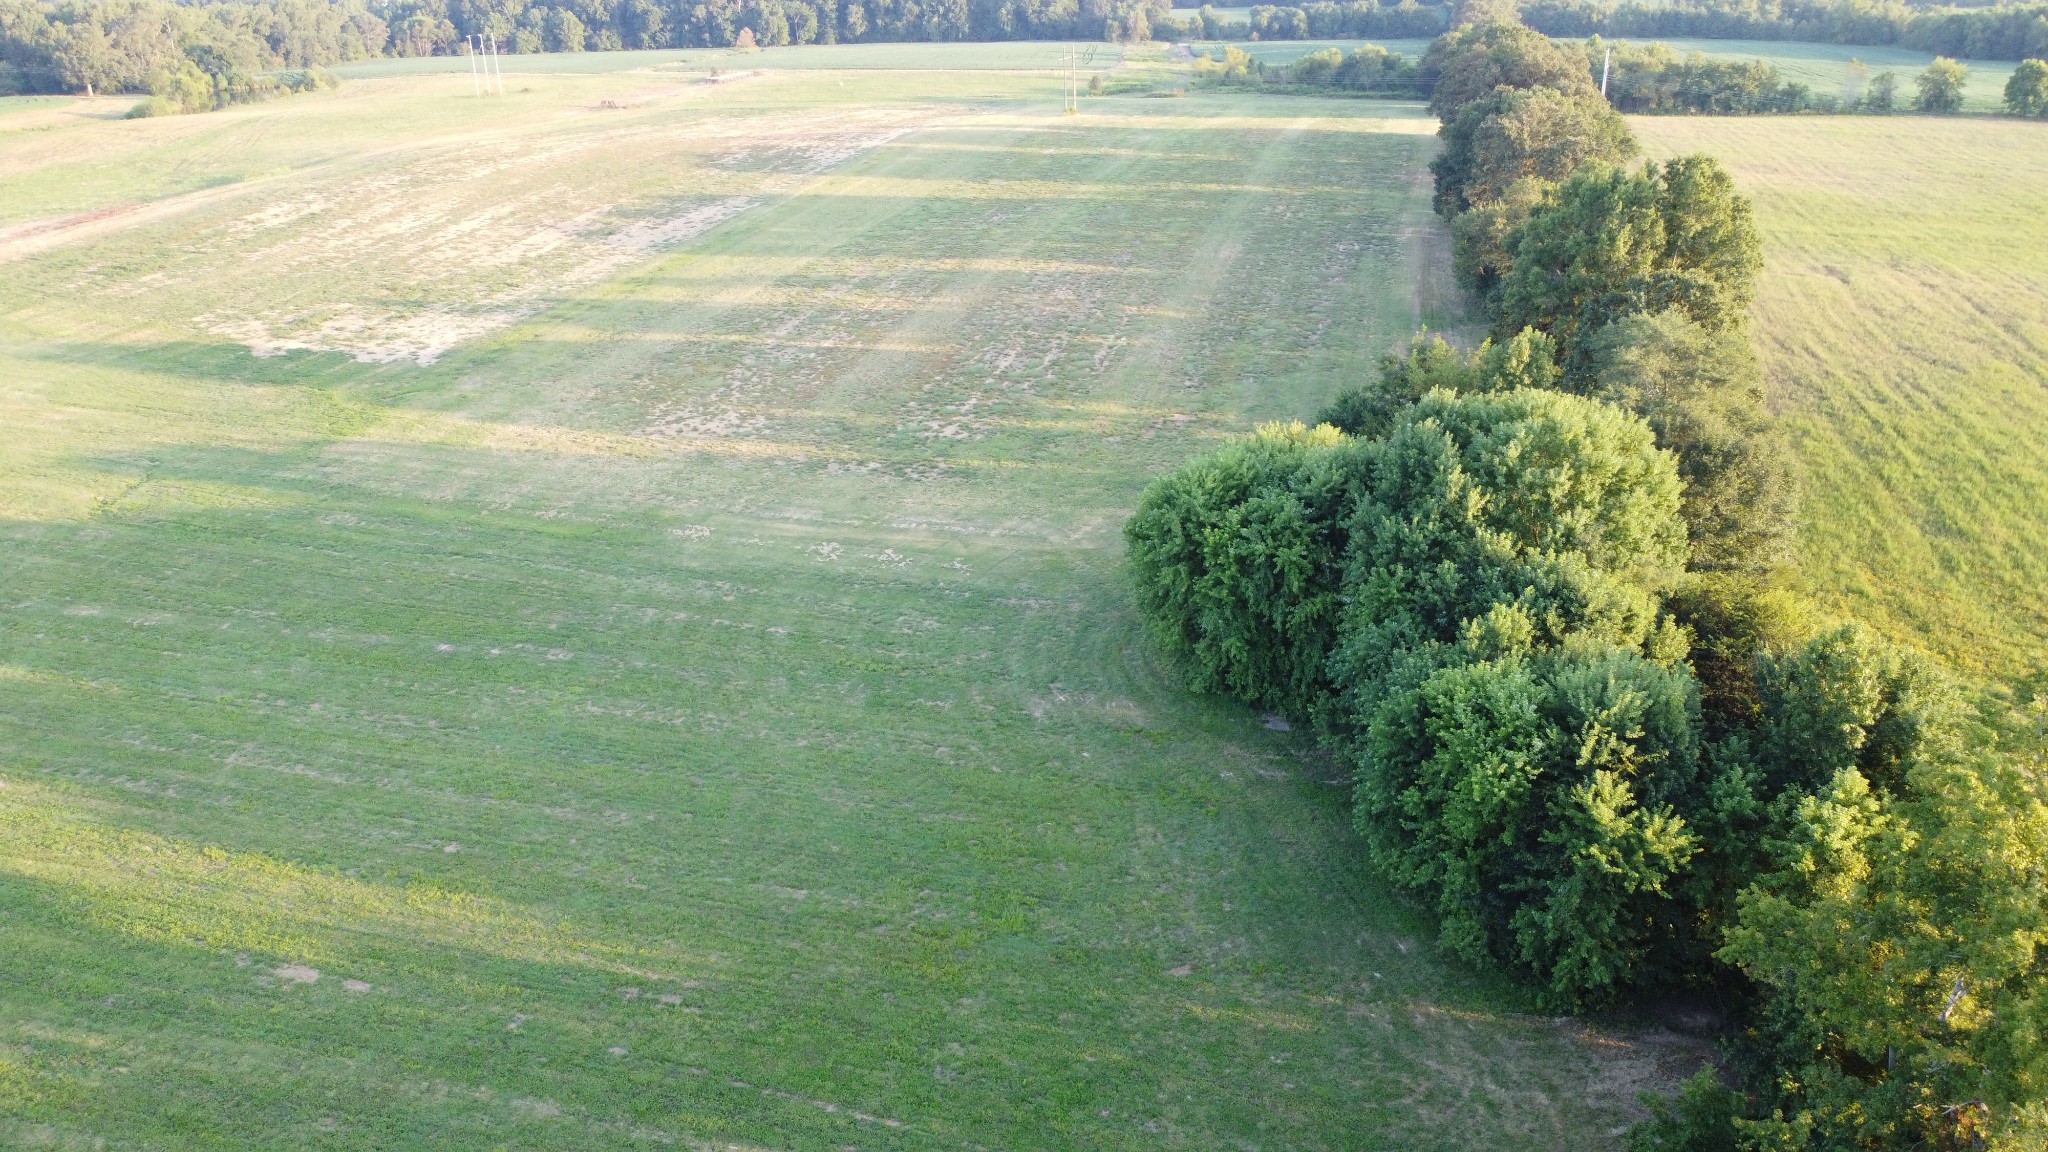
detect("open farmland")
[0,52,1703,1150]
[1634,113,2048,686]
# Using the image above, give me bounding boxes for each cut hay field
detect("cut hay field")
[0,53,1698,1150]
[1635,114,2048,688]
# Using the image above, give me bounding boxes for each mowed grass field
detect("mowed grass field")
[1635,114,2048,687]
[0,53,1700,1150]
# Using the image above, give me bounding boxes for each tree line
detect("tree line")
[1522,0,2048,64]
[1185,20,2048,117]
[1594,39,2048,116]
[1126,9,2048,1149]
[0,0,1190,95]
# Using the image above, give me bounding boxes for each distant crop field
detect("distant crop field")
[331,40,1142,79]
[0,50,1699,1150]
[1636,114,2048,686]
[1196,36,1437,63]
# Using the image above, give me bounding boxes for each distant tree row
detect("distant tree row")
[376,0,1182,55]
[1128,8,2048,1150]
[1586,38,2027,115]
[0,0,1204,96]
[1520,0,2048,64]
[1190,22,2039,117]
[1191,40,1431,92]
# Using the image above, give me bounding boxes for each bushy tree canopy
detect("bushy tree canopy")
[1914,55,1969,112]
[1431,86,1638,218]
[1424,19,1598,118]
[1493,156,1762,370]
[2006,57,2048,117]
[1716,636,2048,1150]
[1315,327,1560,440]
[1357,637,1711,1001]
[1124,422,1363,721]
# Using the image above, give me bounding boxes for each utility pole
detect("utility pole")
[1600,47,1611,98]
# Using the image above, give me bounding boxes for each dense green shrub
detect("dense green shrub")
[1718,668,2048,1150]
[1191,44,1256,85]
[1356,637,1713,1001]
[1448,175,1551,295]
[1123,422,1362,721]
[1662,572,1811,738]
[1325,387,1689,724]
[1274,43,1423,92]
[1315,327,1560,439]
[1749,624,1967,798]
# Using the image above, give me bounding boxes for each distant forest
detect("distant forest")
[1,0,2042,97]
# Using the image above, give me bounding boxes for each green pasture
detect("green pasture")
[0,56,1685,1150]
[0,94,73,118]
[1636,114,2048,687]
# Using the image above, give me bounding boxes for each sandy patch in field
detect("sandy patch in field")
[181,106,947,366]
[203,196,755,365]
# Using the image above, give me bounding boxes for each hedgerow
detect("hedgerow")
[1126,10,2048,1148]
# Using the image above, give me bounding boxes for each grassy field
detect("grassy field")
[0,52,1704,1150]
[1635,114,2048,687]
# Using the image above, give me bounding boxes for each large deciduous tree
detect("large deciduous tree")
[1492,155,1762,372]
[1431,86,1637,218]
[1914,55,1968,113]
[2006,57,2048,117]
[1423,19,1597,119]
